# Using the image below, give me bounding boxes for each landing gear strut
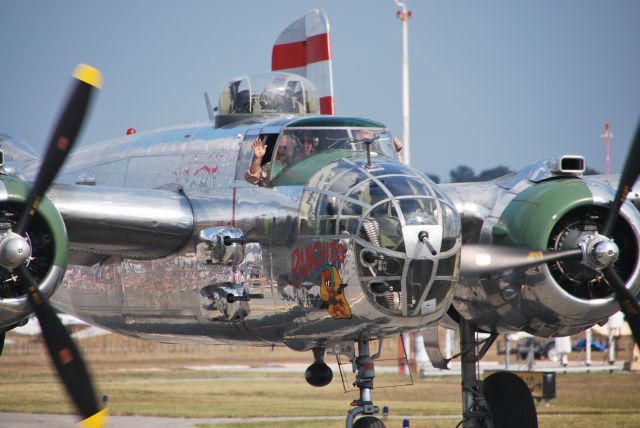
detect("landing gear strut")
[459,319,538,427]
[346,339,385,428]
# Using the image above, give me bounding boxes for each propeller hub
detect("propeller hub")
[579,234,619,271]
[590,239,620,268]
[0,231,31,269]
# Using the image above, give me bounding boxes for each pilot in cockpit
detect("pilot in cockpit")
[245,137,273,186]
[245,134,299,186]
[246,130,319,186]
[296,130,318,157]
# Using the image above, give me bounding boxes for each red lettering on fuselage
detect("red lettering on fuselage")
[291,241,346,286]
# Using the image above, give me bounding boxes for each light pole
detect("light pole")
[601,122,613,174]
[394,2,416,374]
[394,0,412,165]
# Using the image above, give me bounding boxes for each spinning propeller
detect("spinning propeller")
[1,65,107,427]
[460,121,640,351]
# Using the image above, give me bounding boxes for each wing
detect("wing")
[441,155,640,344]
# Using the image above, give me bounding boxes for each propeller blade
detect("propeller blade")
[18,265,107,426]
[14,64,102,236]
[601,120,640,237]
[604,266,640,352]
[459,245,583,275]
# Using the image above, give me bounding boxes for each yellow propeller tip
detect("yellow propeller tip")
[78,408,108,428]
[73,64,103,89]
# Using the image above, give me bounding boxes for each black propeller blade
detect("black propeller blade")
[12,64,107,427]
[460,245,582,275]
[14,65,102,237]
[604,266,640,352]
[598,119,640,352]
[19,266,105,423]
[601,120,640,238]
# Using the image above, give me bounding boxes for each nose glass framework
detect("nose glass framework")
[301,159,461,317]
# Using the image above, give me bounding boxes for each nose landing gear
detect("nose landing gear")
[346,339,386,428]
[305,341,386,427]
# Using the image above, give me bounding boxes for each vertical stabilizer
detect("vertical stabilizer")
[272,9,335,115]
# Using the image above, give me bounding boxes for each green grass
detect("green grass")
[1,333,639,427]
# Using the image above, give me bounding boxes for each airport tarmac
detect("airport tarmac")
[180,360,625,376]
[0,412,463,427]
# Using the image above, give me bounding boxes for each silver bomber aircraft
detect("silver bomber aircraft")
[1,9,639,428]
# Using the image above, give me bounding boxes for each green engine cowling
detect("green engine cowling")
[0,175,69,330]
[456,178,640,337]
[492,179,593,249]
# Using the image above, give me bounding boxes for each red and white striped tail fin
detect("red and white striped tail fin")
[272,9,335,115]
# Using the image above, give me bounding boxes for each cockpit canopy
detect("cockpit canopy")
[216,73,320,127]
[270,126,400,184]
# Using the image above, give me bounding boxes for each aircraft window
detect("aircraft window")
[350,129,397,158]
[338,200,364,217]
[436,254,459,277]
[231,78,253,114]
[267,128,401,183]
[311,195,335,234]
[378,176,434,197]
[278,128,397,157]
[369,161,412,176]
[271,134,300,178]
[362,202,403,250]
[399,198,438,226]
[352,180,389,207]
[310,129,350,151]
[218,73,320,116]
[235,133,258,181]
[406,259,435,311]
[339,218,360,235]
[317,194,338,217]
[318,218,335,235]
[235,133,278,181]
[307,161,347,189]
[423,279,456,314]
[366,282,402,314]
[329,168,368,195]
[272,128,351,178]
[441,203,460,252]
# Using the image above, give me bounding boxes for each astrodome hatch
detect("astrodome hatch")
[215,72,320,127]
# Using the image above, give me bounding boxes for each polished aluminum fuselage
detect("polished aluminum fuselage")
[44,118,451,350]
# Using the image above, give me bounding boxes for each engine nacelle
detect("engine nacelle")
[453,176,640,337]
[0,175,68,330]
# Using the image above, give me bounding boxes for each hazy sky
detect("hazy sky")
[1,1,639,181]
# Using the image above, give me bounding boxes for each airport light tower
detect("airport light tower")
[394,0,412,165]
[601,122,613,174]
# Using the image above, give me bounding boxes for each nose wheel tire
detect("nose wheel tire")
[353,416,386,428]
[483,371,537,428]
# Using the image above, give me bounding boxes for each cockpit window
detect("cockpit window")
[269,127,399,181]
[319,129,397,158]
